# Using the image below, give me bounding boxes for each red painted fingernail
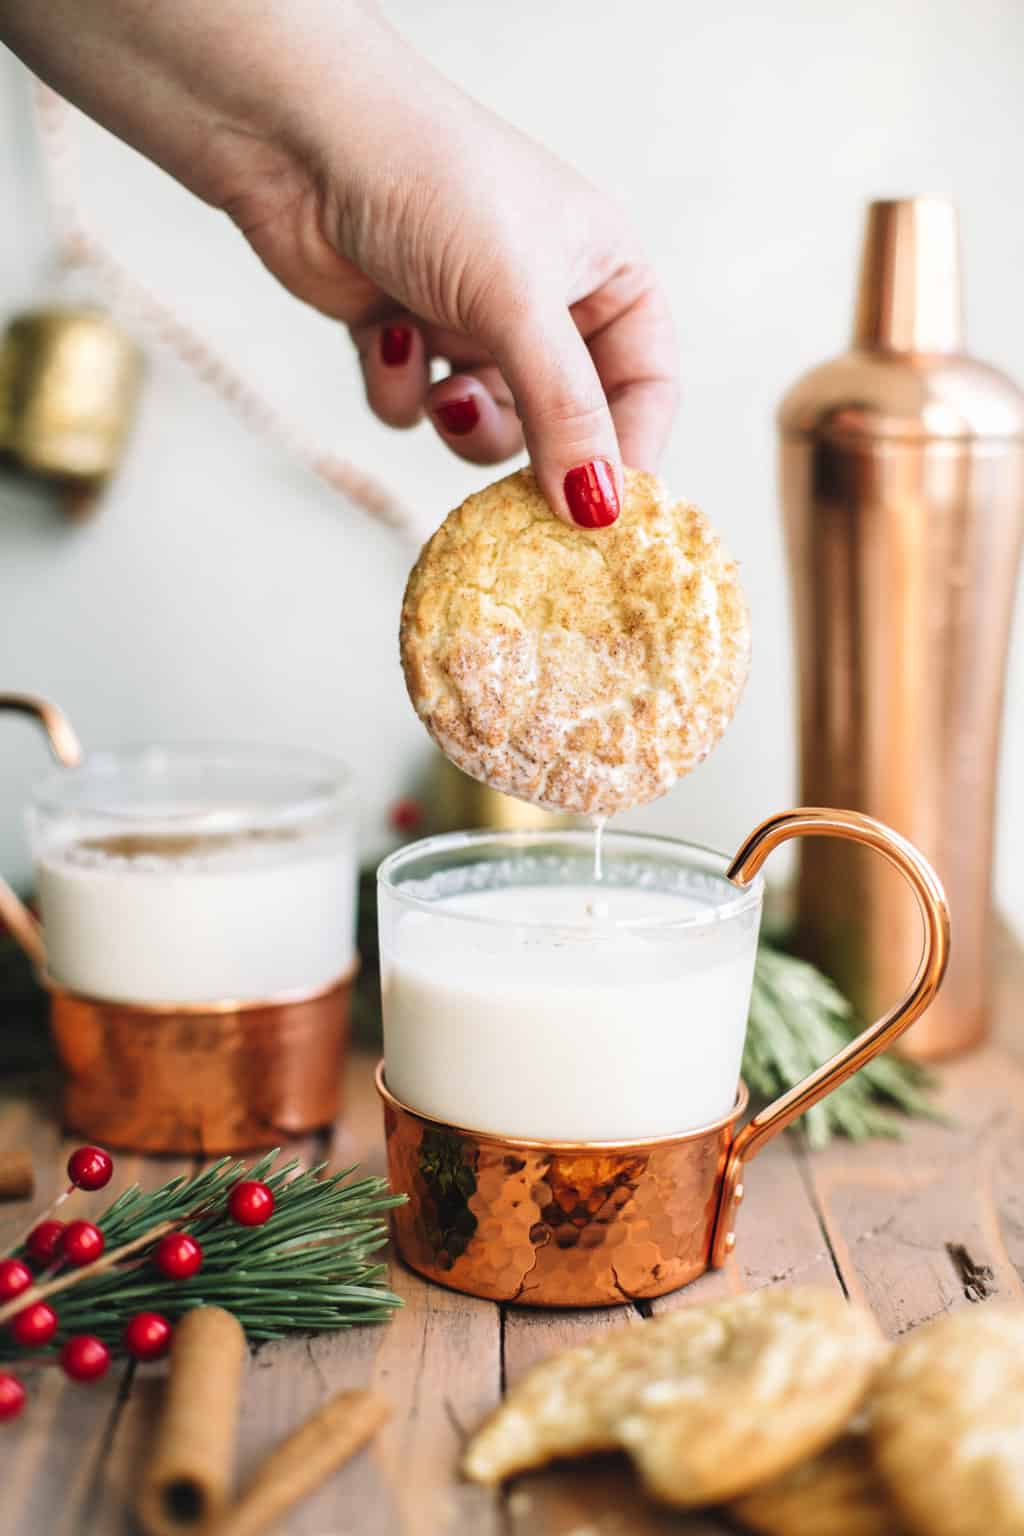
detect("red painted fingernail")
[380,326,413,366]
[434,396,480,436]
[564,459,620,528]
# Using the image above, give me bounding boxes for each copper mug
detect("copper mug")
[0,693,357,1153]
[376,816,949,1307]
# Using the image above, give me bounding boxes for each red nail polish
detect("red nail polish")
[380,326,413,366]
[434,396,480,436]
[564,459,620,528]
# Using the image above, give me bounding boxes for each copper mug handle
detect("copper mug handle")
[0,693,82,969]
[710,806,950,1268]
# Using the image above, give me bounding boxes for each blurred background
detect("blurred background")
[1,0,1022,926]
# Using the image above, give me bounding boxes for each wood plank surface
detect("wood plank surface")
[801,929,1024,1337]
[2,932,1023,1533]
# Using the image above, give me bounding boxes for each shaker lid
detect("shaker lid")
[780,199,1024,442]
[853,198,963,355]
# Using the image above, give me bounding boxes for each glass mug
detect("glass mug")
[0,693,357,1152]
[377,818,949,1306]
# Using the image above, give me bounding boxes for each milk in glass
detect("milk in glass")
[37,826,355,1005]
[380,843,762,1141]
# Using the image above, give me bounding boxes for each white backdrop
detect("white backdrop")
[1,0,1022,927]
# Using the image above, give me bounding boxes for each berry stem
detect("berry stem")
[0,1218,177,1326]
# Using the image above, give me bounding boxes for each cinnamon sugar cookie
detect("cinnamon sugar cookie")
[463,1289,884,1509]
[869,1307,1024,1536]
[400,468,750,816]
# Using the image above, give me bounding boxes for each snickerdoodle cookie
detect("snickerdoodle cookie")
[869,1307,1024,1536]
[400,467,750,816]
[463,1288,884,1509]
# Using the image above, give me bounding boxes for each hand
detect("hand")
[0,1,678,527]
[224,11,679,527]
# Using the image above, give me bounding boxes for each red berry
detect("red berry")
[26,1220,65,1266]
[0,1259,32,1302]
[123,1311,172,1361]
[59,1335,110,1383]
[153,1233,203,1280]
[0,1373,26,1421]
[389,797,423,835]
[228,1180,275,1227]
[67,1145,114,1191]
[61,1220,105,1268]
[11,1301,58,1347]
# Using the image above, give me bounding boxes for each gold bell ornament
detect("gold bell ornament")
[428,752,573,834]
[0,304,142,505]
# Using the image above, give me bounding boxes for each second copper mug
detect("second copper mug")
[0,693,357,1153]
[377,814,949,1306]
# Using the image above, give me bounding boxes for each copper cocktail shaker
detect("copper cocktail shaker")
[779,198,1024,1059]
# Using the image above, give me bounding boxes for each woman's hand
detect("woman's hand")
[0,1,678,527]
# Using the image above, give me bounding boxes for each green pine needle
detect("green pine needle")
[743,942,942,1148]
[10,1153,406,1356]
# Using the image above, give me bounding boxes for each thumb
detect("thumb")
[485,301,622,529]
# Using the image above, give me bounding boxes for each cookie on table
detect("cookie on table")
[731,1432,907,1536]
[400,467,750,817]
[464,1288,885,1509]
[869,1307,1024,1536]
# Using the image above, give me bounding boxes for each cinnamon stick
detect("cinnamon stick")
[0,1150,33,1202]
[207,1389,390,1536]
[136,1307,247,1536]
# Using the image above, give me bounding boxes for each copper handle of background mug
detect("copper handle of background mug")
[0,693,82,969]
[709,806,950,1268]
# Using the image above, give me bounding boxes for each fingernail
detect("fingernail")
[380,326,413,366]
[433,396,480,436]
[564,459,620,528]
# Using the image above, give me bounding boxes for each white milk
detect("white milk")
[37,826,356,1005]
[381,880,761,1141]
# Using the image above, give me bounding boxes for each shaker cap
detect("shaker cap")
[780,198,1024,442]
[853,198,963,355]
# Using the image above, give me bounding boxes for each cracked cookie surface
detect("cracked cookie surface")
[400,467,750,816]
[463,1288,885,1508]
[870,1308,1024,1536]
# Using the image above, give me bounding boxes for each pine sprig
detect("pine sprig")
[744,942,943,1148]
[9,1153,406,1355]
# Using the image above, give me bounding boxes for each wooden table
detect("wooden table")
[4,929,1024,1536]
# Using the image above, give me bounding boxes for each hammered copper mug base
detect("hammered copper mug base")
[377,1065,748,1308]
[48,968,356,1154]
